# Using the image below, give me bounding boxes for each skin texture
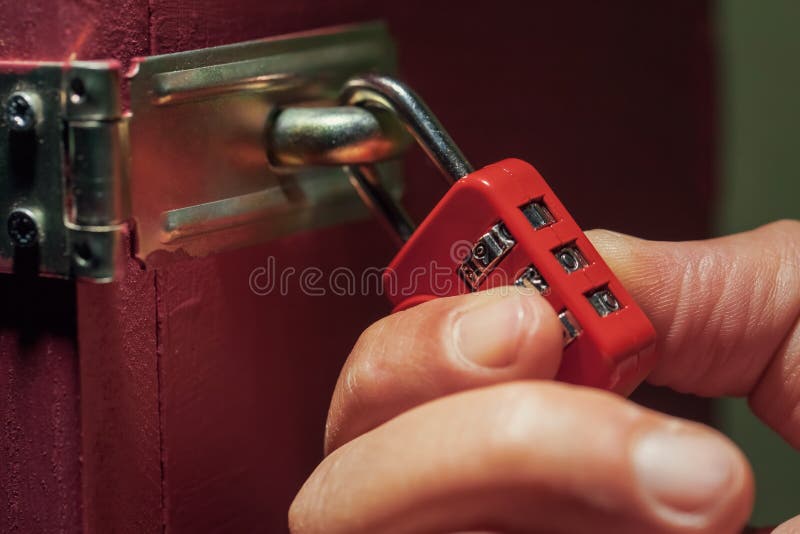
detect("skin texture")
[290,220,800,533]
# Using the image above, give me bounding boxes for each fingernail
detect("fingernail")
[453,291,534,367]
[633,425,739,518]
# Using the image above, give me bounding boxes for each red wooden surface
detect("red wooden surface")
[0,2,716,533]
[0,0,149,65]
[149,226,395,531]
[77,232,162,534]
[0,276,80,534]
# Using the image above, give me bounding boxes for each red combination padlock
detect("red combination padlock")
[341,75,657,395]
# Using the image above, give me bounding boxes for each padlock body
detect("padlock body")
[384,158,656,395]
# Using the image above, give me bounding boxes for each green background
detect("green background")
[716,0,800,524]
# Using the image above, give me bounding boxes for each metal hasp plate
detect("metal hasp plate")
[0,61,127,281]
[127,22,398,262]
[0,23,398,282]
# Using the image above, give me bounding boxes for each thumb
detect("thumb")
[325,287,563,453]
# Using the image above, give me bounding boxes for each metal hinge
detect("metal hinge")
[0,22,403,282]
[0,62,127,281]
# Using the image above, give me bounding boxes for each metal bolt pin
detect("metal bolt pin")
[5,92,38,132]
[8,208,40,247]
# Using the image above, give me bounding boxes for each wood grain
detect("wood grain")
[77,231,162,534]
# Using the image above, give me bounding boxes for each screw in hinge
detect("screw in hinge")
[5,92,39,132]
[7,208,40,247]
[69,78,87,105]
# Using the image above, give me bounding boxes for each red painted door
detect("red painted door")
[0,2,715,532]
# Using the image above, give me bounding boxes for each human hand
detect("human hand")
[290,220,800,533]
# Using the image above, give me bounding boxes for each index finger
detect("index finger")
[588,220,800,445]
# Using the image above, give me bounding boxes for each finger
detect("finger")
[292,382,753,534]
[325,288,562,453]
[587,220,800,445]
[772,515,800,533]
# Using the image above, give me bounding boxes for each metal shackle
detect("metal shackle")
[339,74,474,243]
[266,105,411,167]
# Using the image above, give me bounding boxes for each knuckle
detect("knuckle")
[765,218,800,236]
[351,318,388,359]
[347,319,398,391]
[473,382,629,470]
[756,221,800,313]
[349,304,436,362]
[346,322,389,390]
[347,318,410,392]
[760,219,800,262]
[475,382,559,463]
[347,302,451,385]
[287,500,307,534]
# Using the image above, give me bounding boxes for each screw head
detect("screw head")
[5,92,37,132]
[69,78,87,105]
[8,208,39,247]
